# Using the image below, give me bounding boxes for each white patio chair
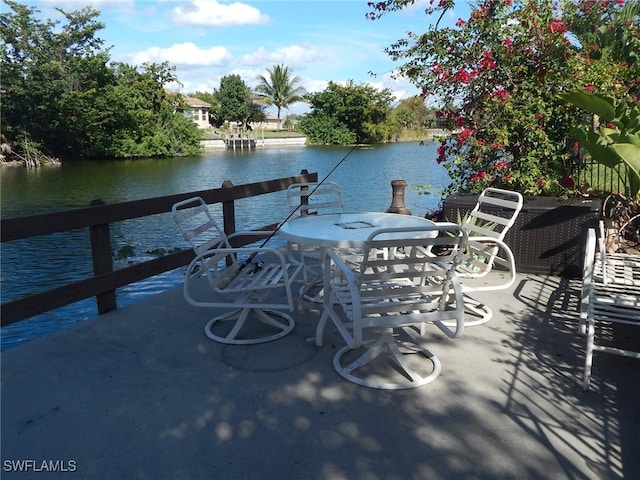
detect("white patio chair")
[286,181,345,217]
[452,187,523,326]
[172,197,302,345]
[581,226,640,390]
[285,181,346,297]
[316,224,468,390]
[580,221,640,334]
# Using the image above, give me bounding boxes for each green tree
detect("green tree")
[1,1,201,161]
[1,0,113,159]
[368,0,638,196]
[299,114,357,145]
[255,64,306,130]
[214,74,264,128]
[104,62,202,158]
[392,96,435,129]
[300,81,395,144]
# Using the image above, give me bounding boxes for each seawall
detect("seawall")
[201,136,307,151]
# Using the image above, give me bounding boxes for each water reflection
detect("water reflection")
[1,142,448,350]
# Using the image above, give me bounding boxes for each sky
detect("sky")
[22,0,471,115]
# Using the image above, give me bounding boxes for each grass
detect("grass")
[200,129,305,140]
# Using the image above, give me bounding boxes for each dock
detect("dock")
[1,273,639,479]
[224,135,257,151]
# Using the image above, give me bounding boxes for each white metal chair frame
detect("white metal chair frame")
[316,224,468,390]
[580,223,640,390]
[453,187,523,326]
[173,197,302,345]
[284,181,346,299]
[286,181,345,217]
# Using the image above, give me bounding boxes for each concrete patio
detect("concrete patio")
[2,272,638,479]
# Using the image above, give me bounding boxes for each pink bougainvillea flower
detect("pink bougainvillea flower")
[470,170,487,182]
[480,51,497,70]
[549,19,568,34]
[494,160,508,171]
[453,70,477,83]
[584,85,596,92]
[504,37,513,50]
[457,128,474,144]
[493,89,510,102]
[559,176,575,188]
[436,144,448,164]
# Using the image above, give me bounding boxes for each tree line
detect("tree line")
[1,1,435,164]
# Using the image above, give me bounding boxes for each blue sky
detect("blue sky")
[28,0,471,114]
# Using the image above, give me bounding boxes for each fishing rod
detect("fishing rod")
[238,143,361,274]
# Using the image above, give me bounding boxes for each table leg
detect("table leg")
[315,247,331,346]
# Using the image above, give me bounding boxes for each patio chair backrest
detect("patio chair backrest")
[463,187,523,240]
[286,181,345,217]
[171,197,226,256]
[172,197,302,345]
[320,223,469,389]
[455,188,522,281]
[325,224,469,347]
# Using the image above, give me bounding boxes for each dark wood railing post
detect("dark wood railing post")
[89,199,117,314]
[299,169,310,216]
[221,180,236,266]
[221,180,236,236]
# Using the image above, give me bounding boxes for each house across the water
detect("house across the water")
[166,90,211,129]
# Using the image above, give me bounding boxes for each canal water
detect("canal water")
[1,141,449,350]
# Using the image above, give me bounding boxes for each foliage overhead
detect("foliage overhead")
[1,0,201,161]
[368,0,640,196]
[300,80,395,144]
[255,64,307,129]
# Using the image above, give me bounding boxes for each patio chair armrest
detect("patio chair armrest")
[326,249,359,289]
[579,228,597,334]
[184,244,302,305]
[458,236,517,292]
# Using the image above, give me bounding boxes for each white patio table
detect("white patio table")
[278,212,436,250]
[278,212,438,337]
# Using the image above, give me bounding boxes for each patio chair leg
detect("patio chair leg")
[462,295,493,326]
[315,311,329,347]
[333,332,442,390]
[204,307,295,345]
[583,321,595,390]
[441,295,492,328]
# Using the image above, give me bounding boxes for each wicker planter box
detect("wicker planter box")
[443,194,602,278]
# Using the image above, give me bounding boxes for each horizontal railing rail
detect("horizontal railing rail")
[1,170,318,327]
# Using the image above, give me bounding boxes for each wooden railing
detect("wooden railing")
[1,170,318,327]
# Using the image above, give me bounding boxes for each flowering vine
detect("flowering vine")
[368,0,638,196]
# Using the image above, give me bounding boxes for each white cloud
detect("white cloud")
[171,0,270,27]
[128,42,232,67]
[42,0,134,7]
[241,44,325,68]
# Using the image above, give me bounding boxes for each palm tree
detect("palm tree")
[255,64,306,130]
